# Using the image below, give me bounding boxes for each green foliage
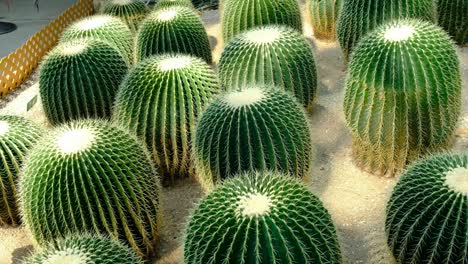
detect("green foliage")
[100,0,149,33]
[437,0,468,45]
[135,6,212,63]
[0,116,43,226]
[154,0,194,10]
[184,171,342,263]
[343,19,461,176]
[386,152,468,263]
[39,38,128,125]
[61,15,134,64]
[19,120,161,259]
[113,54,219,182]
[221,0,302,43]
[218,26,317,109]
[337,0,436,60]
[194,87,312,190]
[308,0,342,40]
[23,234,142,264]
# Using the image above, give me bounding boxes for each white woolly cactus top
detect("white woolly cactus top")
[154,9,179,22]
[445,166,468,195]
[244,27,282,44]
[236,192,273,218]
[56,128,96,154]
[0,120,10,136]
[158,56,192,71]
[383,24,415,42]
[223,88,266,107]
[59,42,88,56]
[43,249,89,264]
[74,15,114,30]
[110,0,133,5]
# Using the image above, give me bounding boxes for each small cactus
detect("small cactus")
[39,38,128,125]
[386,152,468,263]
[308,0,342,40]
[343,19,461,176]
[61,15,134,64]
[113,54,220,182]
[184,171,342,263]
[135,6,212,63]
[0,116,43,226]
[23,233,142,264]
[221,0,302,43]
[19,119,161,259]
[437,0,468,45]
[154,0,194,10]
[100,0,149,34]
[194,87,312,191]
[218,26,317,109]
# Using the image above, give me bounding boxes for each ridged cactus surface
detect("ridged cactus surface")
[61,15,133,64]
[221,0,302,43]
[192,0,218,9]
[344,20,461,176]
[39,39,128,125]
[194,87,312,190]
[154,0,194,10]
[218,26,317,109]
[337,0,436,60]
[113,54,219,182]
[100,0,149,33]
[19,120,161,259]
[185,171,342,263]
[23,234,142,264]
[437,0,468,45]
[386,153,468,263]
[309,0,341,40]
[135,6,212,63]
[0,116,43,226]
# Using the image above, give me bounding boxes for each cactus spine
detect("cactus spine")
[308,0,342,40]
[437,0,468,45]
[100,0,149,34]
[154,0,194,10]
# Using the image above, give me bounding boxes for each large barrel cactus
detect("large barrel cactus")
[135,6,212,63]
[61,15,133,64]
[337,0,436,60]
[308,0,342,40]
[113,54,219,182]
[343,19,461,176]
[19,120,161,259]
[194,87,312,190]
[154,0,194,10]
[221,0,302,43]
[100,0,149,33]
[0,116,43,226]
[23,234,142,264]
[218,26,317,109]
[39,38,128,125]
[386,153,468,263]
[437,0,468,45]
[185,171,342,263]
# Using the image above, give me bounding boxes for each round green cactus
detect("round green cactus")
[0,116,43,226]
[218,26,317,109]
[61,15,134,64]
[343,19,461,176]
[100,0,149,34]
[386,152,468,263]
[337,0,436,60]
[184,171,342,263]
[308,0,342,40]
[19,120,161,259]
[23,234,142,264]
[113,54,219,182]
[437,0,468,45]
[194,87,312,190]
[39,38,128,125]
[154,0,194,10]
[221,0,302,43]
[135,6,212,63]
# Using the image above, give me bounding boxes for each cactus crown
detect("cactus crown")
[223,88,266,107]
[73,15,112,30]
[243,27,282,44]
[444,166,468,195]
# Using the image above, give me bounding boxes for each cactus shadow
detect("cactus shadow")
[11,245,34,264]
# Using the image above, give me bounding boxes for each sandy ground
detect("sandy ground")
[0,7,467,264]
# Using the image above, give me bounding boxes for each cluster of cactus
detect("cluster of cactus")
[153,0,194,10]
[343,19,461,176]
[337,0,436,59]
[19,120,161,259]
[192,0,218,9]
[23,234,142,264]
[437,0,467,45]
[39,38,128,125]
[221,0,302,43]
[61,15,134,64]
[113,54,219,182]
[218,26,317,109]
[135,6,212,63]
[184,171,342,263]
[386,152,468,263]
[100,0,149,33]
[194,87,312,190]
[0,116,43,226]
[308,0,342,40]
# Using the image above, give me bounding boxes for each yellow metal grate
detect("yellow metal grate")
[0,0,94,96]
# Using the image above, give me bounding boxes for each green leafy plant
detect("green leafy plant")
[100,0,149,33]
